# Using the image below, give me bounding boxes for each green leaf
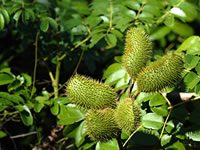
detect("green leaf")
[0,98,14,106]
[136,93,153,104]
[149,26,171,41]
[95,139,119,150]
[165,120,175,133]
[161,134,172,146]
[75,121,87,147]
[58,104,85,125]
[40,18,49,32]
[22,73,32,86]
[176,36,200,55]
[89,33,105,48]
[0,92,24,104]
[185,55,200,70]
[125,1,140,10]
[103,63,122,80]
[105,34,117,47]
[149,94,166,106]
[33,103,44,113]
[0,131,7,138]
[104,69,126,86]
[139,11,153,22]
[50,102,59,115]
[195,64,200,75]
[164,14,174,27]
[151,105,168,117]
[0,73,14,85]
[115,75,129,90]
[142,113,164,130]
[47,17,58,31]
[171,20,194,37]
[184,72,200,89]
[111,30,123,40]
[185,129,200,142]
[166,141,185,150]
[19,105,33,126]
[13,10,22,23]
[178,2,198,21]
[170,7,186,19]
[54,97,71,105]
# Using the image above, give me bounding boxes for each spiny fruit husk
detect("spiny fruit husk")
[136,52,184,92]
[122,27,152,78]
[86,108,120,142]
[66,74,117,109]
[114,98,141,132]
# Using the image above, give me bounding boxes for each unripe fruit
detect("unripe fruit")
[122,28,152,78]
[114,98,141,132]
[137,52,184,92]
[66,74,117,109]
[86,108,119,142]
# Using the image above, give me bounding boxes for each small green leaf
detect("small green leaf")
[184,72,200,89]
[40,18,49,32]
[149,26,171,41]
[151,105,168,117]
[166,141,185,150]
[185,129,200,142]
[0,92,24,104]
[13,10,22,24]
[142,113,164,130]
[165,120,175,133]
[34,103,44,113]
[103,63,122,80]
[22,73,32,86]
[185,55,200,70]
[125,1,140,10]
[0,73,14,85]
[50,102,59,115]
[136,93,153,103]
[115,75,129,90]
[58,104,85,125]
[95,139,119,150]
[47,17,58,31]
[111,30,123,40]
[149,94,166,106]
[195,64,200,75]
[105,34,117,47]
[89,33,105,48]
[176,36,200,55]
[179,2,198,21]
[0,131,7,138]
[164,14,174,27]
[171,20,194,37]
[75,121,87,147]
[161,134,172,146]
[104,69,126,86]
[0,98,14,106]
[19,105,33,126]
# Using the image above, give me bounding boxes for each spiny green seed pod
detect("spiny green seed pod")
[114,98,141,132]
[66,74,117,109]
[86,108,120,142]
[137,52,184,92]
[122,27,152,78]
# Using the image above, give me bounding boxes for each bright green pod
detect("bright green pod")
[114,98,141,132]
[122,28,152,78]
[86,108,120,142]
[137,52,184,92]
[66,74,117,109]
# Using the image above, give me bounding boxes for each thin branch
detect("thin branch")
[159,92,172,139]
[31,31,40,98]
[134,0,147,24]
[10,131,37,139]
[159,109,172,139]
[71,50,85,76]
[123,125,142,147]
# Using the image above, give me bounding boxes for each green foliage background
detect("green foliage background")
[0,0,200,149]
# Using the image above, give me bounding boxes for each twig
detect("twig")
[71,50,85,76]
[31,31,40,98]
[134,0,147,24]
[10,131,37,139]
[123,125,142,147]
[159,92,172,139]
